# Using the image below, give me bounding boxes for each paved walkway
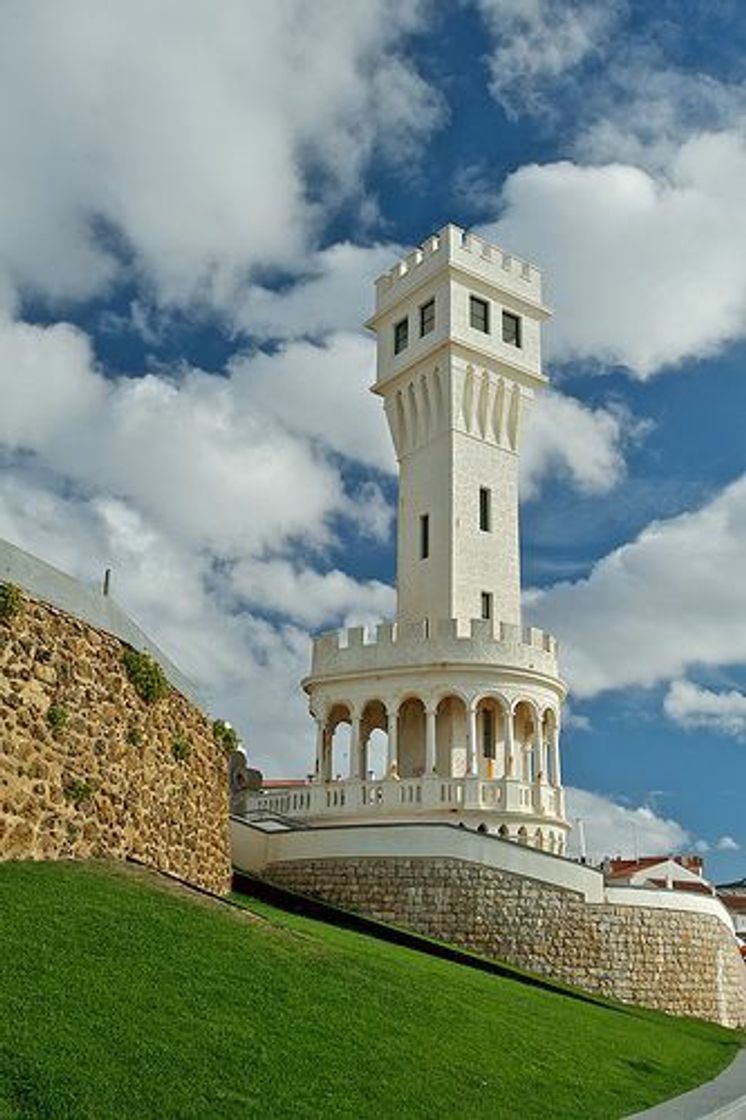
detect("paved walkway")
[628,1050,746,1119]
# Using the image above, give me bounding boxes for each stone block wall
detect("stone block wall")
[0,590,231,893]
[263,856,746,1027]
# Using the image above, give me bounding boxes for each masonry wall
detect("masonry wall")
[263,855,746,1027]
[1,590,231,893]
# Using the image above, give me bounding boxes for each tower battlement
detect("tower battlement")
[372,224,545,320]
[309,617,559,681]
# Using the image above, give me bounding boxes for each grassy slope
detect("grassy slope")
[0,862,741,1120]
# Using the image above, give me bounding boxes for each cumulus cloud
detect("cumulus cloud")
[230,559,395,629]
[0,0,439,312]
[236,242,404,342]
[566,787,689,863]
[528,474,746,698]
[521,389,629,498]
[717,835,740,852]
[473,0,622,117]
[482,130,746,375]
[664,680,746,742]
[229,332,393,473]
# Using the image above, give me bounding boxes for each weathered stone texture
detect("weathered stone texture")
[264,856,746,1027]
[0,591,231,893]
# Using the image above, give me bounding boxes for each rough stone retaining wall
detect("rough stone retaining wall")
[263,855,746,1027]
[1,589,231,893]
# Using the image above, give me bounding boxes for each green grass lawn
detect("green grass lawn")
[0,861,741,1119]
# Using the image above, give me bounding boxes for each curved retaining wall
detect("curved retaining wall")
[1,582,231,893]
[231,820,746,1027]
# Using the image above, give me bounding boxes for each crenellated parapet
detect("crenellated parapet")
[372,224,544,319]
[308,617,559,682]
[372,225,543,311]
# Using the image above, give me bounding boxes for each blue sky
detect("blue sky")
[2,0,746,878]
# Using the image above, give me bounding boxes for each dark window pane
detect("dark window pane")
[394,317,409,355]
[420,298,435,337]
[502,310,521,347]
[420,513,429,560]
[479,486,491,532]
[470,296,489,333]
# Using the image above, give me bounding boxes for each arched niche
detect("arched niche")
[397,696,426,778]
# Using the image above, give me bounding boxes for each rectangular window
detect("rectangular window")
[394,317,409,355]
[479,486,491,532]
[481,591,492,620]
[502,310,522,347]
[420,513,429,560]
[483,708,495,759]
[470,295,490,333]
[419,298,435,337]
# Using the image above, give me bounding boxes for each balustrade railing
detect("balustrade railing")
[247,774,564,822]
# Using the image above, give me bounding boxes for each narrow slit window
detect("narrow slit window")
[420,513,429,560]
[483,709,495,759]
[394,317,409,355]
[481,591,492,620]
[502,310,522,347]
[479,486,491,532]
[470,296,490,333]
[419,298,435,337]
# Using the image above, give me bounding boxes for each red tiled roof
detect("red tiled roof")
[606,855,704,880]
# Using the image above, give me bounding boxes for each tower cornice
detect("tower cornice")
[369,337,549,399]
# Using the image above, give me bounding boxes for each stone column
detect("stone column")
[386,706,399,778]
[504,706,515,776]
[349,715,361,780]
[536,722,547,782]
[467,702,478,777]
[314,718,326,782]
[551,724,562,788]
[425,704,437,775]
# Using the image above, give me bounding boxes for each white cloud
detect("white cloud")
[0,316,367,556]
[521,389,629,498]
[229,331,393,473]
[717,835,740,852]
[563,707,591,732]
[576,66,746,172]
[664,680,746,742]
[474,0,621,117]
[230,559,394,629]
[472,3,746,378]
[566,787,689,863]
[482,130,746,376]
[0,0,439,313]
[528,474,746,698]
[236,242,404,342]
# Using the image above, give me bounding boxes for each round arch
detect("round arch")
[434,693,468,778]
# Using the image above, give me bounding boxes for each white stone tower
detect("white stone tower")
[252,225,569,853]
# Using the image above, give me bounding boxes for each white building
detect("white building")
[247,224,569,854]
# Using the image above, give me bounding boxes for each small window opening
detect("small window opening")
[394,317,409,355]
[481,591,492,620]
[420,513,430,560]
[419,298,435,337]
[502,310,521,347]
[479,486,491,532]
[470,296,490,333]
[482,709,495,759]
